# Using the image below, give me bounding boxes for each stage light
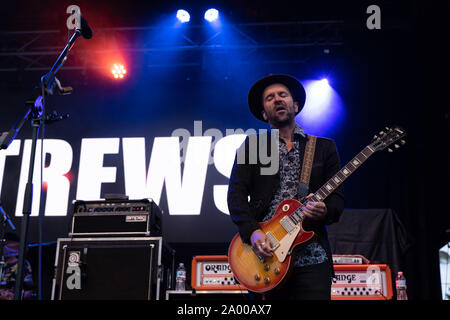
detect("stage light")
[306,79,332,107]
[313,78,330,97]
[319,78,329,86]
[111,64,127,79]
[176,9,190,23]
[296,78,345,135]
[204,8,219,22]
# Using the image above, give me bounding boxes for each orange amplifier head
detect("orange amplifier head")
[331,264,393,300]
[191,255,247,291]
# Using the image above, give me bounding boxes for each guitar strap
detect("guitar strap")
[298,135,317,198]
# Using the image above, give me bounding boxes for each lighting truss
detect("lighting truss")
[0,20,343,73]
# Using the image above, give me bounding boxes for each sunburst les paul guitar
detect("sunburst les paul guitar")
[228,126,407,293]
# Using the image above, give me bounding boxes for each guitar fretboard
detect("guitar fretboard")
[290,145,376,223]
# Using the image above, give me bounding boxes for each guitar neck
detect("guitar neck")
[290,145,376,223]
[309,145,375,203]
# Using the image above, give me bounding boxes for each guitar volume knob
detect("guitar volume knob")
[254,274,261,281]
[264,277,270,284]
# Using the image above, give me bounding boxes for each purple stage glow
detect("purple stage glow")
[296,79,345,136]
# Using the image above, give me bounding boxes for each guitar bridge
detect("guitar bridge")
[252,247,267,262]
[252,232,280,262]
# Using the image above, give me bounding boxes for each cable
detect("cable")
[374,289,389,300]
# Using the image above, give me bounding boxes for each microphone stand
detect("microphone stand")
[0,28,84,300]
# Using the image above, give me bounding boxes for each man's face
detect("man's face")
[261,83,299,127]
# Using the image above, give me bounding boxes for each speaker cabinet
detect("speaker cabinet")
[51,237,174,300]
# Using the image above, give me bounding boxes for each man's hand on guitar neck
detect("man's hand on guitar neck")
[251,229,273,259]
[302,193,327,221]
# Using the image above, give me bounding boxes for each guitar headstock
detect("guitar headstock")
[370,126,407,152]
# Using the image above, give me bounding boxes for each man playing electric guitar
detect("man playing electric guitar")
[227,74,345,300]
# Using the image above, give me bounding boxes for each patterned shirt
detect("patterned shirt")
[263,125,328,267]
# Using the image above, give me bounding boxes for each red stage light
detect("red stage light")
[111,64,127,79]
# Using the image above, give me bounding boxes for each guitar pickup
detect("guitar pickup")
[266,232,280,250]
[280,216,296,233]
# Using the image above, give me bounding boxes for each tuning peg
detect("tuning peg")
[373,135,378,140]
[394,144,400,149]
[385,127,390,131]
[387,148,393,152]
[400,140,406,145]
[379,131,385,135]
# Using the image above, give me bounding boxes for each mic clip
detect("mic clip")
[44,111,70,125]
[50,77,73,96]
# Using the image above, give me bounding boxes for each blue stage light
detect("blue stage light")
[296,79,345,135]
[176,9,190,23]
[319,78,329,86]
[204,8,219,22]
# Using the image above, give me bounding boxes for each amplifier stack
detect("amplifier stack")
[52,197,174,300]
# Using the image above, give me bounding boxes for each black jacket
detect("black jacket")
[227,132,345,268]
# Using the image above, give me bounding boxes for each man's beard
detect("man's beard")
[269,107,296,128]
[270,116,292,128]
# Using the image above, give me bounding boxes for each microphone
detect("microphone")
[78,15,93,39]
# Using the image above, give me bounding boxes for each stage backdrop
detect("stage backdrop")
[0,1,427,248]
[1,67,350,244]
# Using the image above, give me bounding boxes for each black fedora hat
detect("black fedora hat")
[248,74,306,122]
